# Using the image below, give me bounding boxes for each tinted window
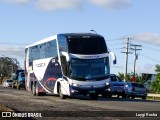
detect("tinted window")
[110,76,118,82]
[68,37,108,54]
[132,83,144,88]
[7,80,13,82]
[29,39,57,61]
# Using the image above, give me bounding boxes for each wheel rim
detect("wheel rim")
[59,85,62,97]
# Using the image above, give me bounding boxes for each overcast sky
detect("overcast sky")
[0,0,160,75]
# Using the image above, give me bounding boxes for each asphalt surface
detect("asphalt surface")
[0,86,160,120]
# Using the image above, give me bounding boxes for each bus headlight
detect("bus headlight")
[72,83,79,87]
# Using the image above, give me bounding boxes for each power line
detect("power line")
[140,53,160,63]
[142,46,160,54]
[110,48,123,50]
[106,38,123,41]
[107,43,124,46]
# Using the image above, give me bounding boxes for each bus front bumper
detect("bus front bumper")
[70,84,110,95]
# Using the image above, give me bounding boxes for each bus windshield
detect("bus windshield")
[68,37,108,54]
[70,57,109,81]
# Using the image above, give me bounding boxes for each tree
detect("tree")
[0,56,20,84]
[151,65,160,93]
[118,72,131,82]
[118,72,124,80]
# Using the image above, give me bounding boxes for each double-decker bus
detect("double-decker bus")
[25,33,116,99]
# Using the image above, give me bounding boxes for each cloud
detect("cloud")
[0,45,25,58]
[35,0,83,11]
[0,0,30,4]
[134,32,160,46]
[136,64,156,74]
[89,0,131,10]
[0,0,132,11]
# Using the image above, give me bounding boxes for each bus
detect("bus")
[25,33,116,99]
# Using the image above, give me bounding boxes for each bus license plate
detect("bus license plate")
[89,90,96,93]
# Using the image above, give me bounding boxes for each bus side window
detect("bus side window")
[29,47,33,66]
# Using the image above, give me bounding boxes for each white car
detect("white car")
[2,79,13,88]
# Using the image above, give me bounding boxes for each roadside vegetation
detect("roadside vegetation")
[0,56,20,84]
[151,65,160,93]
[118,64,160,94]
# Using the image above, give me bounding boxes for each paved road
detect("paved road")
[0,86,160,120]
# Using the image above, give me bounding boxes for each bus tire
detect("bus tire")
[32,83,36,96]
[35,83,40,96]
[89,93,98,100]
[59,84,66,99]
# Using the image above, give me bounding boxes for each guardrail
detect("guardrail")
[147,93,160,100]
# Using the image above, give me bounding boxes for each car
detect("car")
[102,74,126,98]
[124,82,147,100]
[2,79,13,88]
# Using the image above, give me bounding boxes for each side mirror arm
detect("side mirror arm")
[109,51,116,64]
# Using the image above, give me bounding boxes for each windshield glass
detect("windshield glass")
[70,57,109,81]
[68,37,108,54]
[7,80,13,82]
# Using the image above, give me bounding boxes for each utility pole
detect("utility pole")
[122,37,132,82]
[130,44,142,81]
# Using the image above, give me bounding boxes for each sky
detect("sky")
[0,0,160,75]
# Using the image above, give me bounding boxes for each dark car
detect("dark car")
[124,82,147,100]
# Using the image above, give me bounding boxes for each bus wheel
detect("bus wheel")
[89,93,98,100]
[35,83,40,96]
[32,83,36,96]
[59,84,66,99]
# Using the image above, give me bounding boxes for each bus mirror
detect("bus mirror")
[61,51,70,62]
[109,51,116,64]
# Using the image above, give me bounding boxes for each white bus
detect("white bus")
[25,33,116,99]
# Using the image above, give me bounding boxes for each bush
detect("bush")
[151,73,160,93]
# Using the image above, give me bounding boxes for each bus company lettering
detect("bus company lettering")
[36,63,45,67]
[81,56,99,58]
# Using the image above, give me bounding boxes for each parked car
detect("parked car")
[2,79,13,88]
[102,74,126,98]
[124,82,147,100]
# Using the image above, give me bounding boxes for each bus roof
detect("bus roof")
[25,35,57,48]
[25,33,104,49]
